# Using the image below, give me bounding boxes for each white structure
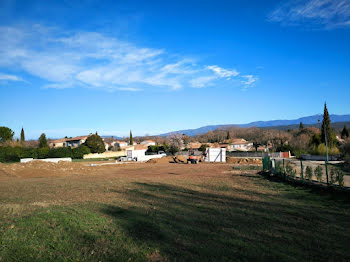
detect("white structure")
[140,140,156,146]
[204,148,226,162]
[127,148,147,161]
[126,146,166,162]
[20,158,72,163]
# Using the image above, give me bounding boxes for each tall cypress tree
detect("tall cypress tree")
[341,125,349,139]
[129,130,133,145]
[321,103,333,147]
[20,127,25,143]
[226,131,231,140]
[299,122,304,129]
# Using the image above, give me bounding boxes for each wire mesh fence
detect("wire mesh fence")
[262,156,347,188]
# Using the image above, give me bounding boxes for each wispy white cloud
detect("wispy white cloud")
[0,73,25,82]
[190,76,217,88]
[241,75,258,86]
[0,24,257,91]
[269,0,350,28]
[116,87,142,92]
[206,65,239,78]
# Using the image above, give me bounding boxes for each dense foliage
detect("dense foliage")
[84,134,105,153]
[38,133,48,148]
[0,145,91,162]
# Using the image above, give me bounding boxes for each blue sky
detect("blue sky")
[1,0,350,139]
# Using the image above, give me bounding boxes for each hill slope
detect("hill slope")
[160,114,350,136]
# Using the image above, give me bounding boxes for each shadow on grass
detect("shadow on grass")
[102,181,350,261]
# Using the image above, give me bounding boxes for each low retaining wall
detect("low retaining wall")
[137,154,166,162]
[300,154,340,161]
[83,151,126,159]
[20,158,72,163]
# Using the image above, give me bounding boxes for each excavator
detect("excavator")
[187,148,201,164]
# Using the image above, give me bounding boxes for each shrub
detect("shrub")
[274,161,283,177]
[314,166,323,182]
[305,166,313,181]
[20,147,37,159]
[330,168,337,185]
[285,163,293,177]
[336,170,344,187]
[37,147,50,159]
[72,145,91,159]
[0,146,20,162]
[48,147,72,158]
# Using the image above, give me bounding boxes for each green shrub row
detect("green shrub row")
[0,146,90,163]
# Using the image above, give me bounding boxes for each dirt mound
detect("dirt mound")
[175,155,188,163]
[0,160,92,178]
[226,157,262,165]
[147,156,175,164]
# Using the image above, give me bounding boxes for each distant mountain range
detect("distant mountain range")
[159,114,350,137]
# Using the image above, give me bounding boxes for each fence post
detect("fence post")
[325,160,329,185]
[283,159,285,179]
[300,160,304,181]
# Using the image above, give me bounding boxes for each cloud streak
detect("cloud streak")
[0,24,257,91]
[0,73,25,82]
[269,0,350,29]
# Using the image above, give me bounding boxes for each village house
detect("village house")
[187,142,202,150]
[113,141,129,150]
[228,138,253,152]
[65,135,90,148]
[140,140,156,146]
[49,138,67,148]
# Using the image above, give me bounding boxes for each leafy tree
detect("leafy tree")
[20,128,25,143]
[310,133,322,147]
[321,103,334,147]
[38,133,48,148]
[168,145,179,155]
[84,134,105,153]
[341,125,349,139]
[253,141,261,152]
[0,126,14,142]
[299,122,304,129]
[199,144,209,152]
[147,145,167,153]
[226,131,231,140]
[129,130,133,145]
[168,133,184,152]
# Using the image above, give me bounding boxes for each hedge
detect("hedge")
[0,145,91,163]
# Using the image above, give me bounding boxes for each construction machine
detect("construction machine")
[187,148,201,164]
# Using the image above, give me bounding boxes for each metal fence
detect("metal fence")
[262,156,347,187]
[227,151,281,158]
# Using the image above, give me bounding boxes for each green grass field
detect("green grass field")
[0,163,349,261]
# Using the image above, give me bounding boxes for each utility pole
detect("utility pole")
[324,124,329,185]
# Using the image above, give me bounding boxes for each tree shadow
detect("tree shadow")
[101,182,350,261]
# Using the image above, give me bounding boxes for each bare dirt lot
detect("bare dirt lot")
[0,160,349,261]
